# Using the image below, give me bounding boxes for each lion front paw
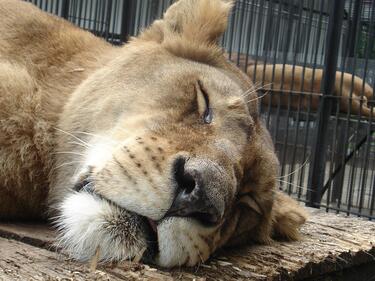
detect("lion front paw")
[272,191,308,241]
[55,192,151,262]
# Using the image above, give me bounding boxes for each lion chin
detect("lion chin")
[0,0,307,268]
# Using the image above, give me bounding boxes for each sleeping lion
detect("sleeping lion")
[0,0,371,267]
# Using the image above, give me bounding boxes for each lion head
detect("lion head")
[50,0,306,267]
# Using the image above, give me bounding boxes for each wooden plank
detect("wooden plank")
[183,209,375,280]
[0,237,174,281]
[0,223,54,249]
[0,237,121,281]
[0,208,374,280]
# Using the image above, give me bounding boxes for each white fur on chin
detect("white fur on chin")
[156,217,220,267]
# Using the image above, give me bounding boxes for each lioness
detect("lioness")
[0,0,366,268]
[229,54,374,117]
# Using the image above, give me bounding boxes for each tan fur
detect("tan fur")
[0,0,307,266]
[0,0,115,219]
[229,54,374,116]
[140,0,233,66]
[250,64,373,116]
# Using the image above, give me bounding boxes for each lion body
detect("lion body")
[229,54,373,116]
[0,0,309,267]
[0,0,114,218]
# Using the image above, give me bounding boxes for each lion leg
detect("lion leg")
[271,191,308,240]
[337,72,374,117]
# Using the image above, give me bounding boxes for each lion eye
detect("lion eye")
[197,80,213,124]
[203,107,213,123]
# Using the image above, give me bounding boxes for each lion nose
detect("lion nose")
[166,157,221,225]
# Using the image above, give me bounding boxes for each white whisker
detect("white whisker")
[276,156,310,180]
[54,127,91,148]
[73,131,119,146]
[240,82,262,98]
[68,141,90,148]
[242,82,273,103]
[52,161,85,171]
[53,151,86,157]
[246,90,270,104]
[278,179,314,192]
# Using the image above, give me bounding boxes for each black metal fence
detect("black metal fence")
[25,0,375,220]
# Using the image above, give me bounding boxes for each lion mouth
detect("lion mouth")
[140,217,159,263]
[147,218,158,233]
[143,219,159,263]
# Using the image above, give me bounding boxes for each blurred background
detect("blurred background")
[25,0,375,220]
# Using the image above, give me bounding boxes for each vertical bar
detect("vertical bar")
[104,0,113,40]
[120,0,135,43]
[137,1,144,33]
[286,0,304,195]
[306,0,345,207]
[235,0,246,66]
[99,0,106,36]
[226,1,237,60]
[94,0,101,36]
[77,0,84,27]
[252,0,266,83]
[279,0,297,185]
[61,0,70,19]
[358,0,374,217]
[298,0,324,200]
[348,0,362,58]
[362,1,375,219]
[298,0,323,199]
[269,0,286,144]
[262,0,275,124]
[267,0,283,136]
[331,0,355,209]
[324,1,355,210]
[244,0,257,73]
[55,0,61,15]
[82,0,89,30]
[245,0,256,72]
[70,0,75,24]
[88,0,94,31]
[351,0,375,217]
[110,0,119,44]
[345,0,364,216]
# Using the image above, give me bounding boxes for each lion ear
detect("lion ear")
[138,0,234,64]
[162,0,234,44]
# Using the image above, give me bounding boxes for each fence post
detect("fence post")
[61,0,70,20]
[348,0,362,58]
[104,0,113,40]
[306,0,345,207]
[120,0,135,43]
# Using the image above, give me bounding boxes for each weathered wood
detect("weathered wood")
[0,237,120,281]
[0,223,54,249]
[0,237,177,281]
[0,208,374,280]
[186,209,375,281]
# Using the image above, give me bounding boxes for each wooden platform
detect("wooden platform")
[0,208,374,281]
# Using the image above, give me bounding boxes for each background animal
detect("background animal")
[228,53,374,117]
